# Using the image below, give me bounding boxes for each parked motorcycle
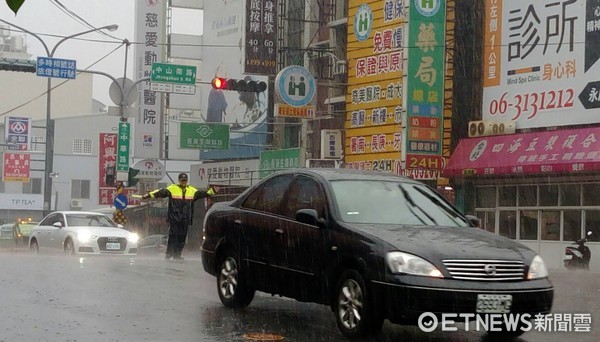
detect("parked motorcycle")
[564,231,592,270]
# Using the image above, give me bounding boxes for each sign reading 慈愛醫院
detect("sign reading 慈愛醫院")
[133,0,166,159]
[483,0,600,129]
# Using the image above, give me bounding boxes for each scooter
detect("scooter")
[564,231,592,270]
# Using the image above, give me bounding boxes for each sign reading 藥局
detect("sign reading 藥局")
[2,152,30,182]
[483,0,600,129]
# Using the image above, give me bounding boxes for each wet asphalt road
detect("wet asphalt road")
[0,250,598,342]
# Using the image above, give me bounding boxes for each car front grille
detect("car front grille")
[442,259,525,281]
[98,237,127,251]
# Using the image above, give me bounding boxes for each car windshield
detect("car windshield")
[331,180,470,227]
[66,214,118,228]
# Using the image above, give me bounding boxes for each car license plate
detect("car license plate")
[476,294,512,313]
[106,242,120,250]
[564,254,573,260]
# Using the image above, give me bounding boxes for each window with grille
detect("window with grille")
[31,136,45,152]
[73,138,93,155]
[71,180,91,199]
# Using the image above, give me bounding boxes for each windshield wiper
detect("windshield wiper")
[398,185,437,225]
[413,187,466,225]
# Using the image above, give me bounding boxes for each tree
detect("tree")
[6,0,24,14]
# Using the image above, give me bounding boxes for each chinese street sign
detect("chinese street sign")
[36,57,76,79]
[180,122,230,150]
[117,123,130,172]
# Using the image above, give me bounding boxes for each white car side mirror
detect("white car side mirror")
[52,222,62,228]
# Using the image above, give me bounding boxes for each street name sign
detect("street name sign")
[150,62,197,94]
[117,122,130,172]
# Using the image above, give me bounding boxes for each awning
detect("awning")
[443,126,600,177]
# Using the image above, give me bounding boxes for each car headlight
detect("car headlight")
[386,251,443,278]
[127,233,139,243]
[78,231,97,243]
[527,255,549,280]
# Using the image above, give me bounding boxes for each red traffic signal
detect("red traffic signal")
[211,77,227,90]
[211,77,267,93]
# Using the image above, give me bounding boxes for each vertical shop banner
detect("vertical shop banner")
[4,116,31,151]
[2,152,30,182]
[245,0,278,75]
[98,133,139,206]
[345,0,406,174]
[483,0,600,129]
[134,0,166,159]
[405,0,446,172]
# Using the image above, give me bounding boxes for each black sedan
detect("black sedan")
[200,169,553,339]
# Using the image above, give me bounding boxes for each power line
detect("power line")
[48,0,123,42]
[0,42,127,117]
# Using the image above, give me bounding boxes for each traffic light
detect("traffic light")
[128,168,140,187]
[0,58,36,73]
[211,77,267,92]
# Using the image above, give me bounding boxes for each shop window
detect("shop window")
[476,211,495,233]
[563,210,582,242]
[476,187,496,208]
[560,184,581,206]
[518,186,537,206]
[498,186,516,207]
[584,210,600,242]
[582,183,600,206]
[499,210,516,239]
[539,185,558,206]
[540,210,560,241]
[519,210,538,240]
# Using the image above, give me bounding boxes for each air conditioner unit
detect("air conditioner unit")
[70,199,84,210]
[468,121,516,137]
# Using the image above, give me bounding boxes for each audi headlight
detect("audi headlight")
[78,230,97,243]
[386,251,443,278]
[527,255,549,280]
[127,233,139,243]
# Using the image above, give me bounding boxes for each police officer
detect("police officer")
[142,172,215,260]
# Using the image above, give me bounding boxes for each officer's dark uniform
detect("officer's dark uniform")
[143,173,213,259]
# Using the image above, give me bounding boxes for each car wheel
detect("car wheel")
[333,270,384,339]
[30,239,39,254]
[64,239,75,256]
[217,252,254,308]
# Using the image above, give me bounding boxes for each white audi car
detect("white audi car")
[29,211,139,255]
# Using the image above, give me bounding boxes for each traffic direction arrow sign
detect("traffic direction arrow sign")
[579,81,600,109]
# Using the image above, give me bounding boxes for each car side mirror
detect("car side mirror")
[52,222,63,228]
[587,230,592,236]
[465,215,481,228]
[296,209,325,227]
[117,224,124,229]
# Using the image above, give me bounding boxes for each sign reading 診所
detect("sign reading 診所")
[180,122,230,150]
[244,0,278,75]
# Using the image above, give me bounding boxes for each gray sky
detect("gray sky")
[1,0,202,106]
